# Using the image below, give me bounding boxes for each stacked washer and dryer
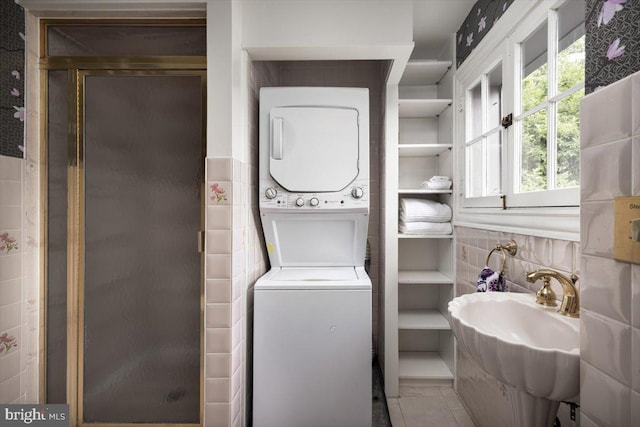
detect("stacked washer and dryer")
[253,87,372,427]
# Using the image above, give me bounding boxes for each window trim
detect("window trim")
[454,0,580,240]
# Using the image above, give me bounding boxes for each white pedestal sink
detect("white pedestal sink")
[448,293,579,427]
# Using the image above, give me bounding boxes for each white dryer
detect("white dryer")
[253,87,372,427]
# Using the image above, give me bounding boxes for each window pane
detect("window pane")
[469,83,482,140]
[487,63,503,129]
[486,131,502,196]
[522,22,548,112]
[466,141,483,197]
[520,109,547,192]
[557,0,585,93]
[556,89,583,188]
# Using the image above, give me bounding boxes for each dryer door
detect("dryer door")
[269,106,359,192]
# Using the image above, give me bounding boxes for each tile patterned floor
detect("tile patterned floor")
[386,386,476,427]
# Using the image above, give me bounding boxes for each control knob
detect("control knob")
[351,187,364,199]
[265,187,277,199]
[309,197,319,207]
[295,197,305,207]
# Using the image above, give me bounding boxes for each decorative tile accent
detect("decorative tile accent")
[209,182,231,205]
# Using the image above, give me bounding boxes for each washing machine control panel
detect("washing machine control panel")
[260,179,369,210]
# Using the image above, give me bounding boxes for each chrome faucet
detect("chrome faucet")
[525,269,579,318]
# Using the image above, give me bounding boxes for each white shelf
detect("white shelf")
[398,270,453,285]
[398,189,452,194]
[398,234,453,239]
[398,99,451,118]
[399,61,452,86]
[398,352,454,380]
[399,144,452,157]
[398,310,451,330]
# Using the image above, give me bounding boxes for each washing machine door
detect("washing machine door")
[269,106,359,192]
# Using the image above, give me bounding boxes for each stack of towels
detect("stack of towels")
[422,175,452,190]
[399,198,452,235]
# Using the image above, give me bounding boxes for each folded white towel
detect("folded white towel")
[399,221,452,235]
[400,198,452,222]
[422,180,452,190]
[429,175,450,182]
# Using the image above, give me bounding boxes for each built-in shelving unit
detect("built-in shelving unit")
[387,55,456,390]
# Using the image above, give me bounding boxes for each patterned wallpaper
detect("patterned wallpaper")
[0,0,25,158]
[585,0,640,93]
[456,0,515,68]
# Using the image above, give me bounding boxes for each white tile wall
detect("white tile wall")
[0,154,23,404]
[579,69,640,426]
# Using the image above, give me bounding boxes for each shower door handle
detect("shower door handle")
[271,117,283,160]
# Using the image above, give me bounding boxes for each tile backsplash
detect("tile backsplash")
[455,225,580,427]
[579,69,640,427]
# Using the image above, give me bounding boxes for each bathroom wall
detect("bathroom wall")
[0,155,23,403]
[455,226,581,427]
[578,70,640,427]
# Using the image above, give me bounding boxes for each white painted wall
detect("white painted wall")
[242,0,413,50]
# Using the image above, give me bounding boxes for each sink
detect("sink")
[448,292,579,427]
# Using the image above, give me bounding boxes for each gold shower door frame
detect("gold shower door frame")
[41,53,206,426]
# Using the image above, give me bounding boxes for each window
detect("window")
[459,0,584,211]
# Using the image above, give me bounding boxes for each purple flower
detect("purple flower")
[18,145,24,153]
[478,16,487,32]
[503,2,507,11]
[598,0,626,27]
[11,70,20,80]
[477,8,481,16]
[458,33,462,44]
[19,32,25,41]
[11,88,19,97]
[466,33,474,47]
[606,38,625,61]
[13,106,25,122]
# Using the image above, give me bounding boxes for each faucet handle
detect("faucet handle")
[569,274,578,285]
[535,277,558,307]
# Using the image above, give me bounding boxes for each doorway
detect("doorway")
[42,21,205,426]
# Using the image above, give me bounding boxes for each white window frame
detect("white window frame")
[454,0,580,240]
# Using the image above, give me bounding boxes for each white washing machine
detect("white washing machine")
[253,87,372,427]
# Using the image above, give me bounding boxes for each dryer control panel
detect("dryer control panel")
[260,178,369,210]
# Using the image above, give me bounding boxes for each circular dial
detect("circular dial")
[295,197,305,207]
[309,197,319,207]
[265,187,278,199]
[351,187,364,199]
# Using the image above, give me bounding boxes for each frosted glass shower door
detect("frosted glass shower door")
[79,72,204,424]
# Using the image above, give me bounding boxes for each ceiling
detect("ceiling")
[412,0,476,58]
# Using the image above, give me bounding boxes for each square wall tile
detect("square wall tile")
[0,181,21,206]
[206,328,231,354]
[0,156,22,181]
[206,279,232,304]
[206,353,231,379]
[207,206,232,230]
[207,230,232,254]
[206,378,231,403]
[208,181,232,206]
[206,254,232,280]
[581,76,632,149]
[207,158,232,181]
[205,403,230,427]
[581,201,614,258]
[581,255,631,324]
[580,309,631,385]
[581,139,632,201]
[581,360,631,427]
[206,303,231,329]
